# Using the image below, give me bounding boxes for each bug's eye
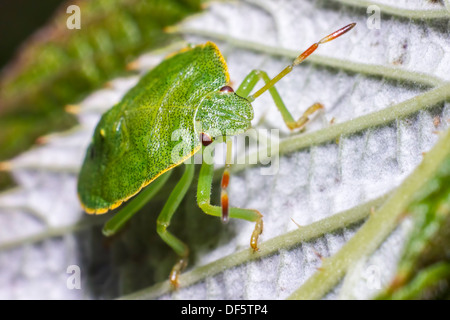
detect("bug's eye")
[219,85,234,93]
[200,132,213,146]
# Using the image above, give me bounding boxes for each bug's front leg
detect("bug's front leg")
[156,163,195,288]
[235,24,357,131]
[197,147,263,251]
[236,69,323,131]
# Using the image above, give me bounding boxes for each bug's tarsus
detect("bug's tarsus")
[169,257,188,289]
[250,212,264,252]
[286,102,324,130]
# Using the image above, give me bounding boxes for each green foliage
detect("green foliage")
[377,153,450,299]
[0,0,202,188]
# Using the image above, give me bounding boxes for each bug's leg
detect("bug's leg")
[236,69,323,131]
[220,138,233,223]
[156,163,195,288]
[236,23,356,131]
[197,153,263,251]
[102,170,173,236]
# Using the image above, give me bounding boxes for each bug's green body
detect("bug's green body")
[78,42,253,213]
[77,23,356,287]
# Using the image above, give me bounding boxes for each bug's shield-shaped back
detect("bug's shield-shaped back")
[78,42,230,214]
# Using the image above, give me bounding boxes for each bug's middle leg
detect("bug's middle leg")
[197,152,263,251]
[236,69,323,131]
[156,163,195,288]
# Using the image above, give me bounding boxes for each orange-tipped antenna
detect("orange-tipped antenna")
[318,22,356,44]
[248,23,356,102]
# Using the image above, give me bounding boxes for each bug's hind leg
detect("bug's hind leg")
[197,151,263,251]
[156,163,195,288]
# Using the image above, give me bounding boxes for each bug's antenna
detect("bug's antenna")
[248,23,356,102]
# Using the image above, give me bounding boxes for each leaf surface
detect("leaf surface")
[0,0,449,299]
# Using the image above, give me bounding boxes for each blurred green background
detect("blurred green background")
[0,0,202,190]
[0,0,67,70]
[0,0,67,189]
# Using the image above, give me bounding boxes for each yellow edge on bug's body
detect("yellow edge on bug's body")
[164,41,230,84]
[208,41,230,84]
[79,145,202,215]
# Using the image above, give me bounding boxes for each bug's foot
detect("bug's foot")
[169,257,188,289]
[250,212,263,252]
[287,102,324,131]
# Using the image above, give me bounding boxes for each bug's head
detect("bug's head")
[195,86,254,143]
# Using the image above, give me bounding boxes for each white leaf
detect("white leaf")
[1,0,449,300]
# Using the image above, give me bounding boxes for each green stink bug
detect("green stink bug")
[77,23,356,287]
